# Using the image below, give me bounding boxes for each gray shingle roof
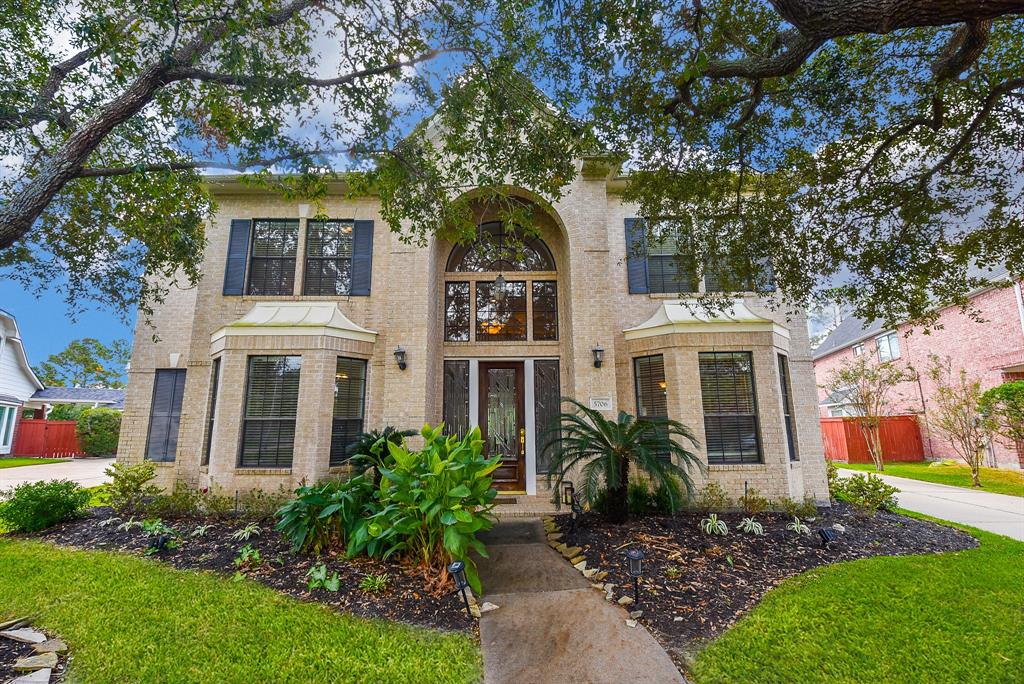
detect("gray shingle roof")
[31,387,125,409]
[812,316,885,360]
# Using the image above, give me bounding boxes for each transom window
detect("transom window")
[444,222,557,342]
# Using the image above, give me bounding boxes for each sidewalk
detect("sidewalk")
[474,520,685,684]
[0,457,114,490]
[838,469,1024,540]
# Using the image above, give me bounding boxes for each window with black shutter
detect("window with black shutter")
[201,358,221,466]
[246,219,298,295]
[239,356,301,468]
[442,360,470,439]
[778,354,798,461]
[699,351,762,464]
[634,355,669,459]
[647,230,697,294]
[145,369,186,462]
[304,220,353,295]
[330,357,367,467]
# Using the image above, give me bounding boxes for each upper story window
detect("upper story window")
[444,222,557,343]
[876,332,901,362]
[853,343,864,357]
[248,220,299,296]
[304,220,353,295]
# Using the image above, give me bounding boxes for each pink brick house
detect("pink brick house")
[812,266,1024,470]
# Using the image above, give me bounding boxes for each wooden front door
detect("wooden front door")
[478,361,526,491]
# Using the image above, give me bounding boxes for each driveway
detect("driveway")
[0,457,114,490]
[839,469,1024,540]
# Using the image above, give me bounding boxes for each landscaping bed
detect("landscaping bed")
[34,507,474,633]
[555,502,977,652]
[0,628,68,684]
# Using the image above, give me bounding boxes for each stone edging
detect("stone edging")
[0,618,67,683]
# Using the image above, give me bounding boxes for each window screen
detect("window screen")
[304,220,353,295]
[202,358,221,466]
[444,282,471,341]
[330,357,366,467]
[239,356,301,468]
[778,354,798,462]
[699,352,762,464]
[247,219,298,295]
[145,369,186,462]
[532,281,558,340]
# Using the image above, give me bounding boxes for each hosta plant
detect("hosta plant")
[231,523,262,541]
[739,517,764,536]
[142,519,180,556]
[699,513,728,536]
[787,517,811,536]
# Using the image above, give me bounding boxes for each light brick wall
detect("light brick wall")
[813,282,1024,469]
[119,172,830,502]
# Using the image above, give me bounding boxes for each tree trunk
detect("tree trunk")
[606,456,630,524]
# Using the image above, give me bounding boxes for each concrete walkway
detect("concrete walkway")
[475,520,684,684]
[0,457,114,490]
[839,469,1024,540]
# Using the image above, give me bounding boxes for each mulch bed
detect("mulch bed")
[0,626,68,683]
[555,503,976,657]
[33,508,474,633]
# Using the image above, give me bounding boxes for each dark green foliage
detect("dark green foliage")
[0,479,91,532]
[546,399,704,524]
[32,338,130,389]
[76,408,121,456]
[826,460,844,501]
[980,380,1024,446]
[238,487,291,521]
[275,476,374,555]
[201,485,238,520]
[47,404,86,421]
[147,482,203,519]
[104,461,160,515]
[835,474,900,514]
[345,427,415,485]
[592,477,681,516]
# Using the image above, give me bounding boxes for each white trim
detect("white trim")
[211,302,377,344]
[1014,281,1024,340]
[0,311,45,391]
[468,360,479,432]
[524,359,536,495]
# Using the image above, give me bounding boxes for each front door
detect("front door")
[478,361,526,491]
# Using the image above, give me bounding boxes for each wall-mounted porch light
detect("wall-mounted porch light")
[393,346,407,371]
[592,345,604,368]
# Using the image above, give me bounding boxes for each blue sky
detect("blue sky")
[0,278,133,368]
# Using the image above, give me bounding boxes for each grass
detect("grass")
[837,461,1024,498]
[691,515,1024,683]
[0,539,481,683]
[0,457,68,469]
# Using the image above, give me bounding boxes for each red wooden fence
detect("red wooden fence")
[12,420,86,458]
[820,415,925,464]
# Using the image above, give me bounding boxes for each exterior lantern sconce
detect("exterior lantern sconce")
[592,345,604,368]
[562,481,575,507]
[625,547,645,605]
[818,528,837,548]
[448,560,472,618]
[493,273,507,303]
[393,346,407,371]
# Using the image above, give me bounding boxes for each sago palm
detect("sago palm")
[544,398,704,523]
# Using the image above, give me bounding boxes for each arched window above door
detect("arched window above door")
[446,222,556,272]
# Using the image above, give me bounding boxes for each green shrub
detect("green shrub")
[836,474,899,514]
[239,486,291,520]
[276,476,375,555]
[738,487,770,516]
[348,425,499,593]
[147,481,202,519]
[104,461,161,515]
[0,479,91,532]
[593,476,682,516]
[695,481,732,513]
[76,408,121,456]
[826,460,842,500]
[47,403,86,421]
[201,484,237,519]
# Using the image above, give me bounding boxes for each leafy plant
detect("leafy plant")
[238,487,291,521]
[306,563,340,592]
[700,513,729,536]
[664,565,682,580]
[276,475,374,555]
[925,355,997,487]
[0,479,91,532]
[980,380,1024,448]
[739,517,764,536]
[201,485,237,520]
[99,515,122,528]
[47,403,87,421]
[233,544,262,572]
[104,461,161,515]
[147,481,203,519]
[231,523,262,541]
[348,425,499,594]
[76,407,122,456]
[142,519,181,555]
[592,476,683,517]
[191,524,213,538]
[826,460,843,501]
[117,517,143,532]
[836,474,900,514]
[798,497,818,519]
[359,573,389,594]
[738,487,769,517]
[345,427,416,486]
[786,517,810,536]
[545,399,704,523]
[777,497,801,518]
[695,482,732,514]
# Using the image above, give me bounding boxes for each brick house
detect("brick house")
[117,162,829,509]
[812,266,1024,470]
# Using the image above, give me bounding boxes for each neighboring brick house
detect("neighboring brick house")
[117,159,829,508]
[812,266,1024,470]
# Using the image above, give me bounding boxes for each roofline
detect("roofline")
[0,310,44,390]
[812,327,895,361]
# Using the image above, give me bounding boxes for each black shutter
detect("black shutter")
[145,369,186,462]
[624,218,649,294]
[223,219,251,295]
[350,219,374,295]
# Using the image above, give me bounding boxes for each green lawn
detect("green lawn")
[0,539,481,683]
[691,517,1024,683]
[838,461,1024,498]
[0,457,68,469]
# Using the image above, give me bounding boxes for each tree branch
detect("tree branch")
[704,29,824,80]
[74,149,342,178]
[0,46,96,132]
[931,20,992,81]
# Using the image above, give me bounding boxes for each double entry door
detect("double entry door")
[478,361,525,491]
